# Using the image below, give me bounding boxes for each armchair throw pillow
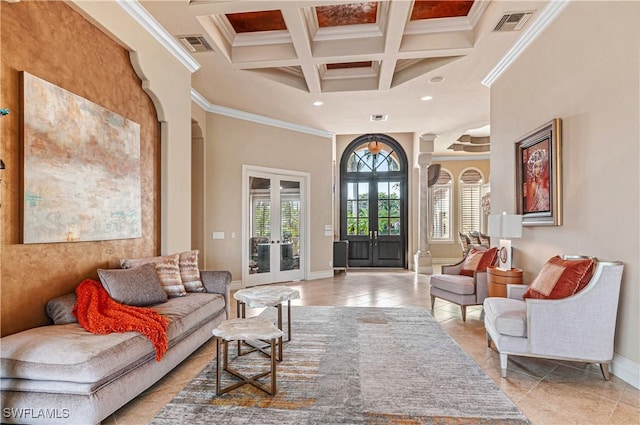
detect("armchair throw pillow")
[460,247,497,277]
[523,256,596,300]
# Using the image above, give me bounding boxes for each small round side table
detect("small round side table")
[487,266,523,298]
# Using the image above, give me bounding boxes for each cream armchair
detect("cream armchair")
[430,246,496,322]
[483,259,624,380]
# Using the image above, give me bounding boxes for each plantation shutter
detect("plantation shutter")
[460,169,483,234]
[431,170,452,240]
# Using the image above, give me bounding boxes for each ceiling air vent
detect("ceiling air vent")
[178,35,213,52]
[493,11,533,32]
[370,114,388,122]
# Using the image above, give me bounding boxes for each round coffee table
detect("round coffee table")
[233,286,300,360]
[212,317,283,396]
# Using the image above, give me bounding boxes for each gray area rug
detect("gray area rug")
[151,306,530,424]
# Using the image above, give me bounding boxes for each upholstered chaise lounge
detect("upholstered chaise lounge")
[1,262,231,425]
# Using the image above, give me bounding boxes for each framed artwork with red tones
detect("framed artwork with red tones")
[515,119,562,226]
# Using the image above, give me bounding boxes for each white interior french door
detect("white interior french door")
[243,167,307,286]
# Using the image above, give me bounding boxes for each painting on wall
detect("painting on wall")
[514,118,562,226]
[22,71,142,243]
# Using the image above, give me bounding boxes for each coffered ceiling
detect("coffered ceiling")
[138,0,553,155]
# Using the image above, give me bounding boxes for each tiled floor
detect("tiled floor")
[105,268,640,425]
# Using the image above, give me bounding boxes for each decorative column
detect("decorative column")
[414,134,436,274]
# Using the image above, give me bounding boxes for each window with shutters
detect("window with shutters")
[431,169,453,241]
[459,168,484,234]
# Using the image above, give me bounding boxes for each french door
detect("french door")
[340,134,408,268]
[342,179,405,267]
[244,168,305,286]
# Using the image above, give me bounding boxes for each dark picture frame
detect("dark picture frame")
[514,118,562,226]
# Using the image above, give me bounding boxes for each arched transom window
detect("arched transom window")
[346,137,402,173]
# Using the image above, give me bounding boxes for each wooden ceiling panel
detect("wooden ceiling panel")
[316,2,378,27]
[327,61,373,70]
[226,10,287,33]
[410,1,474,21]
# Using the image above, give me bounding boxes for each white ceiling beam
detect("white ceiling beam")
[377,0,413,90]
[280,6,322,94]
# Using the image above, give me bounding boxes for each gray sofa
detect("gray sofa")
[1,270,230,425]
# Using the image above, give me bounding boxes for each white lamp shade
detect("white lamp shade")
[488,214,522,238]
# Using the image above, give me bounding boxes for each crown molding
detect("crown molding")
[433,154,490,162]
[482,0,570,87]
[191,89,334,139]
[116,0,200,73]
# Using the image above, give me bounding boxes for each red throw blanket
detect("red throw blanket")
[73,279,169,361]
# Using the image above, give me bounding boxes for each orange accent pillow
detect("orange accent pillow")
[460,247,497,277]
[523,256,596,300]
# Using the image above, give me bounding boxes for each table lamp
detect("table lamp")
[488,212,522,270]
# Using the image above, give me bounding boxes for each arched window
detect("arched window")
[431,169,453,241]
[345,137,402,174]
[459,168,484,234]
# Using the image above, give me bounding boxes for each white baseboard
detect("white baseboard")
[307,269,334,280]
[230,280,244,291]
[612,353,640,389]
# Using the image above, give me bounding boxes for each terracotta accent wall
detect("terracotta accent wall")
[0,1,160,336]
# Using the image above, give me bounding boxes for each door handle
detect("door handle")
[374,231,378,239]
[369,231,373,240]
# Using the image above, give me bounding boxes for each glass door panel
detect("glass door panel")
[280,180,300,272]
[248,177,271,275]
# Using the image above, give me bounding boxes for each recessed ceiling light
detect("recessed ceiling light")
[429,76,445,84]
[313,101,324,106]
[421,95,433,101]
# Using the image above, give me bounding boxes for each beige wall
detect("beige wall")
[490,1,639,373]
[200,114,333,281]
[429,158,490,260]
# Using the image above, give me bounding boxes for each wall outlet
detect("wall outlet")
[212,231,224,240]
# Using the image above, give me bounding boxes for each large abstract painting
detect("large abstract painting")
[22,72,142,243]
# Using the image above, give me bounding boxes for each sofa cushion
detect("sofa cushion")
[484,298,527,337]
[178,250,206,293]
[430,274,476,295]
[0,293,225,386]
[460,247,497,277]
[120,254,187,298]
[46,293,78,325]
[97,263,168,307]
[523,256,596,300]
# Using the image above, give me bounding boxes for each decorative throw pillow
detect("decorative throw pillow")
[98,263,168,306]
[523,256,596,300]
[121,254,187,298]
[460,247,498,277]
[46,293,78,325]
[179,250,206,293]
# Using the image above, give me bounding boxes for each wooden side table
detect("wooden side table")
[487,266,523,298]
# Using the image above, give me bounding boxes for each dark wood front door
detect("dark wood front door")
[340,135,407,268]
